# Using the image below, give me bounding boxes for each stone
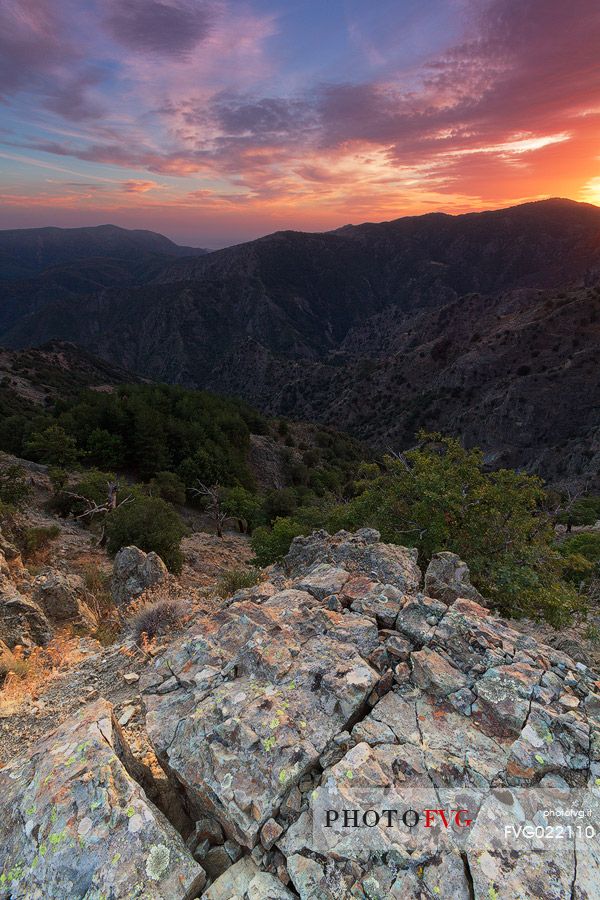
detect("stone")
[0,583,52,648]
[383,632,412,661]
[32,568,98,629]
[190,815,225,849]
[0,637,18,678]
[111,545,168,607]
[202,857,260,900]
[133,530,600,896]
[292,563,349,600]
[394,593,447,645]
[0,699,205,898]
[118,704,137,726]
[367,645,390,672]
[410,646,469,697]
[448,686,476,716]
[260,817,283,849]
[424,551,485,605]
[287,853,335,899]
[247,871,296,899]
[123,671,140,683]
[350,584,405,628]
[473,666,537,738]
[203,845,233,880]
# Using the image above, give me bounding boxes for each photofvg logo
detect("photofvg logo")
[310,781,480,862]
[324,807,473,830]
[308,779,600,866]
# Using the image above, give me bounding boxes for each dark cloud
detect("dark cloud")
[0,0,75,97]
[45,71,106,121]
[29,140,207,175]
[104,0,212,56]
[214,96,317,138]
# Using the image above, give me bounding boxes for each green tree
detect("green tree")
[262,488,297,522]
[86,428,125,469]
[25,424,79,468]
[556,496,600,531]
[223,486,262,533]
[105,496,186,573]
[330,434,578,624]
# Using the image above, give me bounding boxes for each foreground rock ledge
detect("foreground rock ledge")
[142,529,600,899]
[0,699,205,899]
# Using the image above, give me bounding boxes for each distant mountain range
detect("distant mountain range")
[1,199,599,485]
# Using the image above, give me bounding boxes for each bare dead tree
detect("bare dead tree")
[63,480,133,544]
[546,480,591,531]
[190,482,230,538]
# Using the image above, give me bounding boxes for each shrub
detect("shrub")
[48,468,116,517]
[252,434,580,625]
[0,465,31,508]
[216,567,261,598]
[560,532,600,566]
[262,488,297,523]
[251,508,324,567]
[128,599,187,645]
[559,533,600,587]
[21,525,60,558]
[148,471,186,505]
[557,496,600,530]
[105,496,186,573]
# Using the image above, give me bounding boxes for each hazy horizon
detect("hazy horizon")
[1,195,598,251]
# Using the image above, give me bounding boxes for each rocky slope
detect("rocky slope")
[3,199,600,484]
[218,278,600,485]
[0,341,141,411]
[2,528,600,898]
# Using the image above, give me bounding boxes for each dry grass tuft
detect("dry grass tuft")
[0,636,88,708]
[128,599,188,646]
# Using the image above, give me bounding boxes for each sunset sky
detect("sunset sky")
[1,0,599,247]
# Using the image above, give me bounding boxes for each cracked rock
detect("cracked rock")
[0,699,205,898]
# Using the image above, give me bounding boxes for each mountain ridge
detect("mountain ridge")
[2,199,600,485]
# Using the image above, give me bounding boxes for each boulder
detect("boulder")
[283,529,421,594]
[33,568,98,629]
[5,528,599,898]
[111,545,168,607]
[0,580,52,648]
[0,699,205,898]
[424,551,485,605]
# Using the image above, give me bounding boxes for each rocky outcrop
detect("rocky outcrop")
[111,546,168,608]
[33,568,98,630]
[142,586,381,848]
[139,529,600,898]
[3,528,600,898]
[0,699,205,898]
